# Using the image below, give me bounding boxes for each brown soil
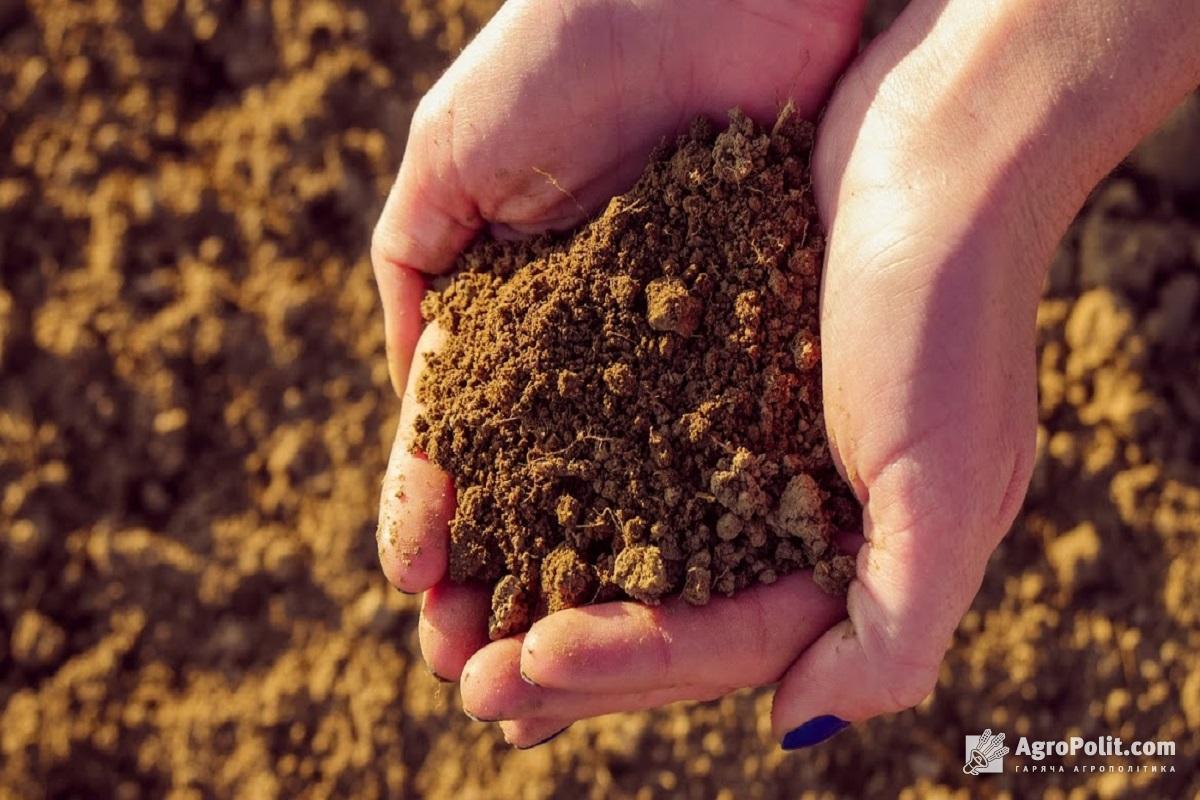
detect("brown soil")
[1,1,1198,798]
[415,109,857,639]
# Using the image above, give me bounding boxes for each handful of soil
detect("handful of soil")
[414,106,859,639]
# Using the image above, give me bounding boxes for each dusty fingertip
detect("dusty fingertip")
[376,534,418,594]
[377,542,425,594]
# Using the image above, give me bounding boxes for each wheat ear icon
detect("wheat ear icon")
[963,729,1010,775]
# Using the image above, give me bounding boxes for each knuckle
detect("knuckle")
[408,82,452,162]
[369,216,395,269]
[736,590,775,676]
[371,86,449,268]
[410,83,444,130]
[638,605,675,682]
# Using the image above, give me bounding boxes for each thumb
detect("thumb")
[769,436,1026,747]
[778,128,1045,746]
[768,219,1041,747]
[371,90,481,395]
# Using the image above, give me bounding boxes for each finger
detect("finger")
[461,637,720,723]
[498,718,572,750]
[370,85,482,277]
[377,323,454,593]
[770,435,1033,743]
[520,571,845,694]
[372,168,478,279]
[419,579,491,681]
[370,82,482,396]
[373,259,427,397]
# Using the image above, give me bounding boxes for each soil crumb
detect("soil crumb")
[413,107,859,639]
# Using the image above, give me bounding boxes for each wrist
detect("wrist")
[926,1,1196,155]
[830,0,1200,261]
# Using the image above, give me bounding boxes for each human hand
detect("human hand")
[372,0,866,747]
[371,0,865,394]
[761,0,1200,744]
[375,0,1200,750]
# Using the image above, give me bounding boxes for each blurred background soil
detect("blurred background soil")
[0,1,1197,797]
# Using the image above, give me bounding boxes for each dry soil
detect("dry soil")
[414,109,856,640]
[1,1,1198,798]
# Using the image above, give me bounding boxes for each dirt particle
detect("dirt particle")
[555,494,581,528]
[11,610,66,667]
[711,111,766,183]
[776,472,830,558]
[541,546,596,613]
[682,551,713,605]
[814,554,856,595]
[792,331,821,371]
[645,277,702,336]
[609,275,640,308]
[622,516,648,546]
[489,575,531,640]
[603,362,636,396]
[709,448,771,520]
[557,369,583,398]
[613,544,670,605]
[716,512,744,541]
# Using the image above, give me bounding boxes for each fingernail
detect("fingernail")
[463,709,502,724]
[428,668,453,684]
[517,725,571,751]
[519,668,539,686]
[781,715,850,751]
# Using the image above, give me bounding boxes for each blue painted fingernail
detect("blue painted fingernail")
[781,715,850,751]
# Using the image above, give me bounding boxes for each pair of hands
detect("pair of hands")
[371,0,1198,748]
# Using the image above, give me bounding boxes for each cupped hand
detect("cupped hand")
[373,0,1055,750]
[373,0,866,747]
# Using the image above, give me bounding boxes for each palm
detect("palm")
[372,0,1038,748]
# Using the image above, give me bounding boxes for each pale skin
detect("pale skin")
[372,0,1200,748]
